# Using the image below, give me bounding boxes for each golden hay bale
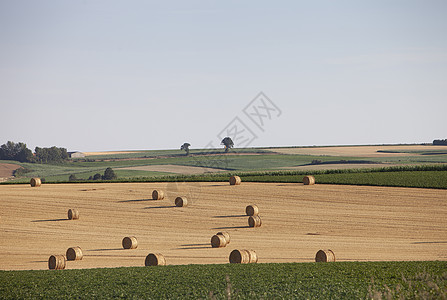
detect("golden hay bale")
[303,175,316,185]
[66,246,83,261]
[248,215,262,227]
[122,236,138,249]
[245,204,259,216]
[216,231,230,244]
[30,178,41,187]
[67,209,79,220]
[315,249,335,262]
[229,176,241,185]
[175,196,188,207]
[48,255,65,270]
[229,249,250,264]
[211,234,227,248]
[229,249,257,264]
[152,189,165,200]
[247,250,258,263]
[145,253,166,266]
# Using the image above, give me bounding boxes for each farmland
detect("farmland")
[1,261,446,299]
[1,182,446,270]
[1,144,447,298]
[1,144,447,184]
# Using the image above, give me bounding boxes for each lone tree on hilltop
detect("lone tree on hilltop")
[221,137,234,153]
[180,143,191,156]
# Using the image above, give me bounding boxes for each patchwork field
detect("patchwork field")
[269,145,447,157]
[1,182,446,271]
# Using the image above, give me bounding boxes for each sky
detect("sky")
[1,1,446,152]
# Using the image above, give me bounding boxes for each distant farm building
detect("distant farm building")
[69,152,85,158]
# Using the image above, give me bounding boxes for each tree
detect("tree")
[35,146,69,163]
[93,173,102,180]
[0,141,33,162]
[15,146,34,163]
[103,167,117,180]
[433,139,447,145]
[34,147,48,163]
[69,174,77,181]
[221,137,234,153]
[180,143,191,156]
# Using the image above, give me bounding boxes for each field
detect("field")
[1,182,446,271]
[0,163,20,182]
[1,145,447,298]
[2,144,447,183]
[1,261,446,299]
[268,145,447,157]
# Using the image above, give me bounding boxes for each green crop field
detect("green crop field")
[2,145,447,184]
[1,261,446,299]
[4,164,447,190]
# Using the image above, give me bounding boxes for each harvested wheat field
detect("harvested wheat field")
[0,182,446,270]
[269,145,447,157]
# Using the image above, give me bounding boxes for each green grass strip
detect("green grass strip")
[1,261,446,299]
[3,165,447,189]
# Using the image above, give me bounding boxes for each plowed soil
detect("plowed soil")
[0,182,446,270]
[0,163,20,182]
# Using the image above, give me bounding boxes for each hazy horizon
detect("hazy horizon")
[1,1,446,152]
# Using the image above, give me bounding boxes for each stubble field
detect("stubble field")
[0,182,446,270]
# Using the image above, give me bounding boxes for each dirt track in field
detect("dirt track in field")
[268,145,447,157]
[0,182,446,270]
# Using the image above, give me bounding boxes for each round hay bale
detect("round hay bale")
[248,215,262,227]
[175,196,188,207]
[211,234,227,248]
[245,204,259,216]
[66,247,83,261]
[122,236,138,249]
[229,176,241,185]
[303,175,315,185]
[216,231,230,244]
[66,246,83,261]
[152,189,165,200]
[247,250,258,263]
[229,249,250,264]
[30,178,41,187]
[315,249,335,262]
[48,255,65,270]
[145,253,166,266]
[67,209,79,220]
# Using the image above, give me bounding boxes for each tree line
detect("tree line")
[0,141,68,163]
[69,167,117,181]
[433,139,447,145]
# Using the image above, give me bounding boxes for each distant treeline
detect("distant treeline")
[0,141,68,163]
[433,139,447,145]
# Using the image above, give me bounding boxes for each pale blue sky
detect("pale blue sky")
[1,1,446,151]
